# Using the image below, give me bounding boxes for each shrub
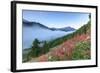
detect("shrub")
[72,41,91,60]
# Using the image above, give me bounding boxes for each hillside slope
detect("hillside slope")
[29,21,91,62]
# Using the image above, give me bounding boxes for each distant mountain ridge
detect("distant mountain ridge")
[50,27,75,32]
[23,19,34,26]
[23,19,76,32]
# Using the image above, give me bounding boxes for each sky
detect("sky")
[23,10,90,29]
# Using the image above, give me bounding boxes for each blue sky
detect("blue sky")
[23,10,89,29]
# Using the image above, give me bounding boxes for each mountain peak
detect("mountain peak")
[60,26,75,31]
[50,26,75,32]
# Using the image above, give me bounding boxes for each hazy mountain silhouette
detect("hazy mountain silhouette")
[23,19,75,32]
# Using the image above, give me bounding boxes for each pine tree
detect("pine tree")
[28,39,40,58]
[42,41,49,54]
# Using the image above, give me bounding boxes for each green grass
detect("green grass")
[72,41,91,60]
